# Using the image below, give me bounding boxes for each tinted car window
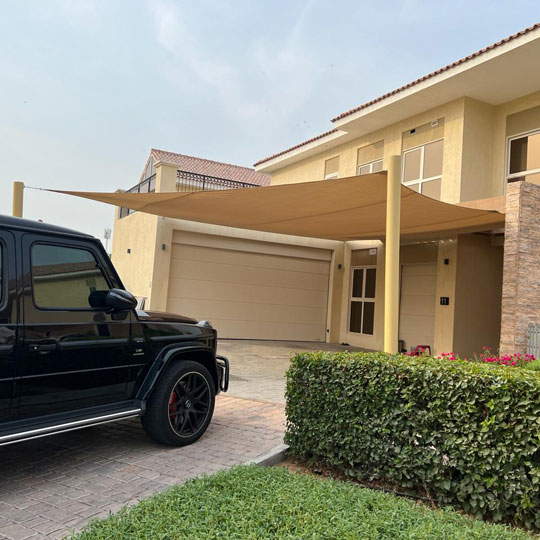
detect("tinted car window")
[31,244,109,309]
[0,243,3,306]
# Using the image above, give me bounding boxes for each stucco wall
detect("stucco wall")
[267,91,540,205]
[453,234,503,357]
[111,210,159,302]
[269,99,468,205]
[460,98,496,202]
[432,238,458,354]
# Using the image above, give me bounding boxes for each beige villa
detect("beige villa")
[112,23,540,357]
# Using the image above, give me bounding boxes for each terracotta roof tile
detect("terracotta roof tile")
[254,23,540,167]
[152,149,270,186]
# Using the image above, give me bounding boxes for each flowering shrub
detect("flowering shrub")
[475,347,535,366]
[432,347,536,367]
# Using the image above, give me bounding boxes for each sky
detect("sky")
[0,0,538,243]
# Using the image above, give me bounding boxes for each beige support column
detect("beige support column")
[12,181,24,217]
[383,155,401,353]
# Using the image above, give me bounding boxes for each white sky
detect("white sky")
[0,0,538,242]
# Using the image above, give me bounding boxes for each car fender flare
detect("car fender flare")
[136,343,216,406]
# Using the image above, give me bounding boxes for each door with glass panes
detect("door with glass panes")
[349,266,376,335]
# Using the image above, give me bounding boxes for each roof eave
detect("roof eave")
[254,130,351,173]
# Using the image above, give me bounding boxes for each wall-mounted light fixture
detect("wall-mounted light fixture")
[127,248,131,254]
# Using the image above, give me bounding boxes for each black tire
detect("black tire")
[141,360,215,446]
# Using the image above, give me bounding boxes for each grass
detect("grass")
[69,465,537,540]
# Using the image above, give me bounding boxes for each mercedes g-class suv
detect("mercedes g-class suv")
[0,216,229,447]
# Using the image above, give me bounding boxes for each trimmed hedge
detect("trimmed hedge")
[285,352,540,528]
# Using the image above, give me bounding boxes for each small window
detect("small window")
[507,129,540,185]
[349,266,376,335]
[357,159,383,176]
[31,244,110,309]
[324,156,339,180]
[402,139,443,199]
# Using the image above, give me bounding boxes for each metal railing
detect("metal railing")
[526,323,540,357]
[118,171,259,219]
[118,175,156,219]
[176,170,259,192]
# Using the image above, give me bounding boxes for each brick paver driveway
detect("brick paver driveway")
[0,340,358,539]
[217,339,365,403]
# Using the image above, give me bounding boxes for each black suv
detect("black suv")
[0,216,229,447]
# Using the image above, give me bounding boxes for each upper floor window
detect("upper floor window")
[358,159,383,175]
[402,139,443,200]
[324,156,339,180]
[357,141,384,176]
[31,244,110,310]
[507,129,540,185]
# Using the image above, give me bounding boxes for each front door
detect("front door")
[398,263,437,353]
[18,235,132,417]
[0,230,17,421]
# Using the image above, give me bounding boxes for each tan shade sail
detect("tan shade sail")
[53,172,505,241]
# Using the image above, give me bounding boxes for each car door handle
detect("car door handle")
[29,341,58,354]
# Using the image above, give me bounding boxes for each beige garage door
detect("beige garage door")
[166,234,331,341]
[399,263,437,352]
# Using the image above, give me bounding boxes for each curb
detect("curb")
[247,443,290,467]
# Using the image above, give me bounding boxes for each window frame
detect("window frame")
[357,159,383,176]
[506,128,540,188]
[401,138,443,195]
[324,155,340,180]
[348,265,376,336]
[30,241,113,312]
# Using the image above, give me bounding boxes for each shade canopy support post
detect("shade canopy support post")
[12,181,24,218]
[383,155,401,353]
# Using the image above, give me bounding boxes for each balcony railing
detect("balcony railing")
[176,170,259,192]
[118,171,259,219]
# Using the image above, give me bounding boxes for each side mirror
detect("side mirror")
[105,289,137,311]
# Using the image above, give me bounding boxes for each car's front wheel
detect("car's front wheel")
[141,360,215,446]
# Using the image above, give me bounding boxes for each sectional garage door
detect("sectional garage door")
[399,263,437,352]
[166,233,331,341]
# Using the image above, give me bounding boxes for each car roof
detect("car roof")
[0,215,95,239]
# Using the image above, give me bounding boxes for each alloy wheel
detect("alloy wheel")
[168,372,211,437]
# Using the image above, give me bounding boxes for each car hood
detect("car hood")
[136,309,199,325]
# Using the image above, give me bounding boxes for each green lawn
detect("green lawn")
[70,465,536,540]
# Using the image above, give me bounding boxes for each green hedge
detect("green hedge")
[285,352,540,528]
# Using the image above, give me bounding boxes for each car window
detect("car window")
[31,244,110,309]
[0,243,3,305]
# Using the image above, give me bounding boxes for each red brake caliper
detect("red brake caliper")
[169,391,177,421]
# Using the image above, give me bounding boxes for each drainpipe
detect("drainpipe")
[12,181,24,218]
[383,155,401,354]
